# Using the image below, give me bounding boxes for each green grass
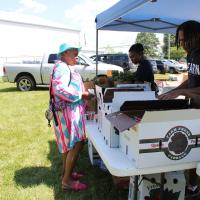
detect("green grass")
[0,82,128,200]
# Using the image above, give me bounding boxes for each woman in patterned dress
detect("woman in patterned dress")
[51,43,93,191]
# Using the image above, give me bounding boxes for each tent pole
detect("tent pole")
[168,34,170,59]
[96,29,99,76]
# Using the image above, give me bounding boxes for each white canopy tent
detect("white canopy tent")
[94,0,200,74]
[95,0,200,34]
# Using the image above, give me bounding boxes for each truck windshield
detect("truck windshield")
[48,54,58,63]
[79,54,95,64]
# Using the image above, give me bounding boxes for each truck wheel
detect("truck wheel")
[16,75,35,91]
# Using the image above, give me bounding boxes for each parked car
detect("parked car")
[162,59,187,73]
[2,53,123,91]
[148,59,158,73]
[90,53,133,71]
[170,59,187,72]
[155,60,166,74]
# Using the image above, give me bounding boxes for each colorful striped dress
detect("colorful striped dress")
[51,61,86,153]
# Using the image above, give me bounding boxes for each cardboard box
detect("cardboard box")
[128,171,185,200]
[95,84,156,147]
[106,93,156,148]
[85,99,97,112]
[102,110,119,147]
[106,99,200,168]
[84,81,97,112]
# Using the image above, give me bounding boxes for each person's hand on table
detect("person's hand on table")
[158,89,184,100]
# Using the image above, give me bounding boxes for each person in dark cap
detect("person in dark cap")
[129,43,158,93]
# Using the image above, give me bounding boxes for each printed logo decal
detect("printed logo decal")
[164,126,191,160]
[139,126,200,160]
[145,188,180,200]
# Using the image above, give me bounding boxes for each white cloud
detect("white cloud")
[64,0,118,27]
[63,0,164,53]
[64,0,121,49]
[16,0,47,14]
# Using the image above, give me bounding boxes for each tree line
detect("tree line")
[136,32,186,61]
[105,32,186,61]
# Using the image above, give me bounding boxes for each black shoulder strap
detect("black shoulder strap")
[49,66,58,126]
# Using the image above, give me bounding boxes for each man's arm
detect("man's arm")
[173,79,188,90]
[159,84,200,100]
[158,80,188,100]
[187,86,200,94]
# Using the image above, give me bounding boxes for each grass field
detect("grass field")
[0,82,128,200]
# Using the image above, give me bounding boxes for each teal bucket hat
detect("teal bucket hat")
[58,43,81,56]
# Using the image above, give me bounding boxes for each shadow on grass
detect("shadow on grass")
[0,87,18,93]
[0,86,49,93]
[35,86,49,91]
[14,141,128,200]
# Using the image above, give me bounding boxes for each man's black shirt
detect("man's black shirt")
[135,59,154,83]
[187,49,200,88]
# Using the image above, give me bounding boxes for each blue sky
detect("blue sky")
[1,0,140,57]
[0,0,163,58]
[0,0,78,25]
[0,0,118,30]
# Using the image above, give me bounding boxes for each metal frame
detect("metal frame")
[133,173,165,200]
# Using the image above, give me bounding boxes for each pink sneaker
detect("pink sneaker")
[62,180,88,191]
[71,172,84,180]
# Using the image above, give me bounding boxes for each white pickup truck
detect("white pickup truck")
[2,53,123,91]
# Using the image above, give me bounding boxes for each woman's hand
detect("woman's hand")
[82,91,95,100]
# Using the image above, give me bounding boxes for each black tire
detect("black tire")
[16,75,36,91]
[169,68,176,74]
[159,69,166,74]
